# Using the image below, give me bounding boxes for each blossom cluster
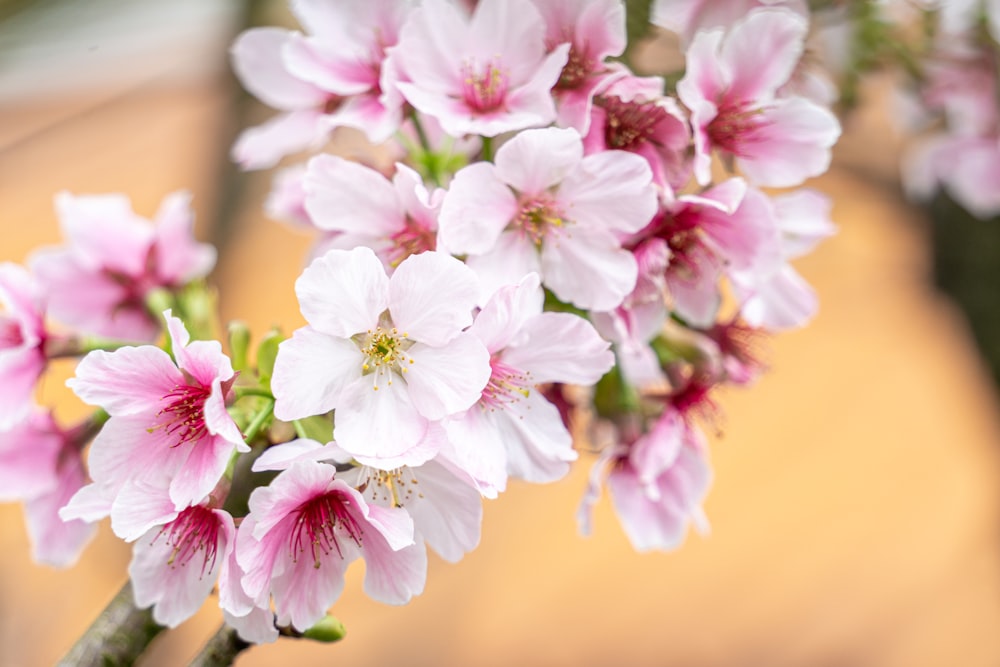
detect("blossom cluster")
[0,0,840,650]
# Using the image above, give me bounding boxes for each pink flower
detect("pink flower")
[677,8,840,187]
[444,273,614,494]
[271,248,490,468]
[237,460,425,631]
[304,156,441,270]
[583,68,693,190]
[439,127,657,309]
[652,0,807,43]
[0,411,95,567]
[389,0,570,137]
[64,312,246,515]
[230,1,412,168]
[579,409,711,552]
[0,263,47,429]
[530,0,628,132]
[29,192,216,342]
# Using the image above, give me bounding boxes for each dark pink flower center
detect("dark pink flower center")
[155,383,211,447]
[598,95,670,151]
[556,43,594,90]
[290,492,364,568]
[481,357,532,410]
[515,197,567,246]
[461,58,509,113]
[706,102,766,157]
[387,218,437,268]
[153,505,222,577]
[0,315,24,350]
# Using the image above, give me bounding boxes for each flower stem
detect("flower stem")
[243,398,275,443]
[56,581,164,667]
[480,135,494,162]
[188,624,250,667]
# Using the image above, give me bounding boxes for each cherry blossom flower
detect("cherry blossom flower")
[271,247,490,468]
[29,192,216,342]
[63,312,246,517]
[439,126,657,309]
[0,263,47,429]
[304,157,442,270]
[530,0,628,132]
[677,8,840,187]
[237,460,425,631]
[583,67,693,190]
[230,0,413,168]
[389,0,571,137]
[444,273,614,494]
[579,409,711,552]
[0,410,95,567]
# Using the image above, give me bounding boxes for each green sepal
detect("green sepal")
[228,321,252,373]
[256,329,284,387]
[592,365,640,419]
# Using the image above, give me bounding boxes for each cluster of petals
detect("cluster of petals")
[444,273,615,495]
[653,0,807,43]
[388,0,570,138]
[0,410,94,567]
[230,0,412,168]
[439,126,658,310]
[0,262,47,429]
[62,311,247,524]
[579,409,712,552]
[29,191,216,342]
[677,7,841,188]
[272,247,490,469]
[303,156,442,270]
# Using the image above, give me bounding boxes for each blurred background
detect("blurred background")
[2,1,1000,665]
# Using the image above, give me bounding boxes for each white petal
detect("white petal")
[296,247,388,337]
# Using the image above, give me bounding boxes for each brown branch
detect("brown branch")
[188,624,251,667]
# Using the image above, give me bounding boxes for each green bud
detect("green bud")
[301,615,346,643]
[256,329,284,386]
[228,321,251,373]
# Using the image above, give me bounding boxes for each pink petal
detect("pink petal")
[468,272,543,353]
[231,27,327,110]
[497,390,577,483]
[541,229,638,310]
[438,163,519,256]
[110,477,178,542]
[502,312,614,384]
[404,334,491,420]
[304,155,403,236]
[558,150,657,235]
[152,191,217,285]
[25,455,96,567]
[465,231,542,304]
[54,191,153,276]
[360,535,427,605]
[283,33,373,96]
[388,251,480,346]
[334,376,428,461]
[232,110,329,171]
[296,247,388,338]
[721,8,808,102]
[69,346,183,416]
[271,326,363,421]
[494,127,583,195]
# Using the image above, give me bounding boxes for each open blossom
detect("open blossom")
[29,191,216,342]
[0,411,95,567]
[238,460,425,632]
[439,127,657,309]
[63,312,246,518]
[677,8,840,187]
[304,157,442,270]
[444,273,614,495]
[579,409,711,552]
[531,0,628,132]
[271,247,490,468]
[0,263,47,429]
[584,68,693,190]
[230,0,413,169]
[389,0,570,137]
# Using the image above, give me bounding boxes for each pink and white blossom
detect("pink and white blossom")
[579,409,711,552]
[530,0,628,132]
[271,248,490,468]
[304,156,442,270]
[29,192,216,342]
[63,312,246,516]
[238,460,425,631]
[0,263,47,429]
[445,273,614,494]
[677,8,840,187]
[389,0,571,137]
[230,1,413,168]
[439,127,657,309]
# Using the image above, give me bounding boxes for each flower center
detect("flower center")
[0,315,24,350]
[289,492,364,568]
[387,218,437,268]
[515,197,567,246]
[707,102,766,157]
[598,95,670,151]
[481,357,532,410]
[461,58,509,113]
[154,382,211,447]
[154,505,222,576]
[359,325,414,390]
[357,466,423,507]
[556,43,594,90]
